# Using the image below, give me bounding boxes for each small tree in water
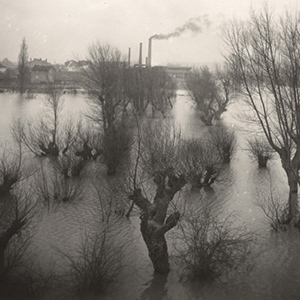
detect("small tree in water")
[185,65,234,126]
[246,137,275,168]
[209,126,237,163]
[174,202,253,280]
[125,67,176,118]
[17,85,74,157]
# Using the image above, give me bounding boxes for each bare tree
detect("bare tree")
[146,67,176,118]
[81,42,134,175]
[128,120,184,273]
[0,136,33,196]
[57,184,126,296]
[73,121,101,160]
[33,164,84,210]
[254,184,288,231]
[185,65,234,125]
[125,66,176,118]
[17,37,30,94]
[124,68,151,116]
[17,86,75,156]
[126,120,224,274]
[81,42,129,132]
[209,126,237,163]
[0,189,36,279]
[174,202,253,280]
[224,6,300,221]
[182,138,223,189]
[215,64,236,119]
[246,137,275,168]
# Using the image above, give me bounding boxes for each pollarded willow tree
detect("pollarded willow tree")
[124,66,176,118]
[18,85,74,156]
[185,65,234,126]
[126,120,223,273]
[81,42,133,175]
[146,67,176,118]
[224,6,300,222]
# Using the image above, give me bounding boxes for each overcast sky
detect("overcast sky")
[0,0,299,65]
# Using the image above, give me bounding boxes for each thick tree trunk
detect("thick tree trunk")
[140,272,168,299]
[214,103,227,120]
[286,170,298,222]
[106,163,117,176]
[258,155,268,168]
[280,150,299,222]
[0,219,25,278]
[200,115,214,126]
[140,217,170,274]
[129,174,184,274]
[0,245,4,279]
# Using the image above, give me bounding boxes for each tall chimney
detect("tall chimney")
[148,38,152,67]
[128,47,131,66]
[139,42,142,66]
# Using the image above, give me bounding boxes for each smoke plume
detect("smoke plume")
[150,15,210,40]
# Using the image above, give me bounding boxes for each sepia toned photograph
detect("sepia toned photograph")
[1,0,300,299]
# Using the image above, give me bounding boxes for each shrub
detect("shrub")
[246,137,275,168]
[174,203,253,280]
[0,144,31,196]
[254,185,289,231]
[0,245,57,299]
[59,227,124,296]
[14,87,76,157]
[185,65,234,126]
[209,126,237,163]
[52,153,87,179]
[33,166,84,210]
[0,188,36,286]
[182,138,222,189]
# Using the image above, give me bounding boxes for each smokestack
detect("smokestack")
[148,38,152,67]
[139,42,143,66]
[128,47,131,66]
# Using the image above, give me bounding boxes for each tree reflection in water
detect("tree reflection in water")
[141,273,168,300]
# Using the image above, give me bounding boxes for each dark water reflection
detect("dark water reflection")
[1,91,300,300]
[140,274,168,300]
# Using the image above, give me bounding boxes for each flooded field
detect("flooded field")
[1,91,300,300]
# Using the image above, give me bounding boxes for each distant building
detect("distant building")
[0,63,7,73]
[54,70,82,86]
[164,66,191,78]
[1,58,16,69]
[31,65,55,83]
[65,60,79,71]
[28,58,51,68]
[65,60,89,71]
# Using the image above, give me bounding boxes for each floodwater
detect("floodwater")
[1,91,300,300]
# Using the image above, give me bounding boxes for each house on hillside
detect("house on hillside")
[65,60,79,71]
[65,60,90,71]
[31,65,55,83]
[28,58,51,68]
[1,58,17,69]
